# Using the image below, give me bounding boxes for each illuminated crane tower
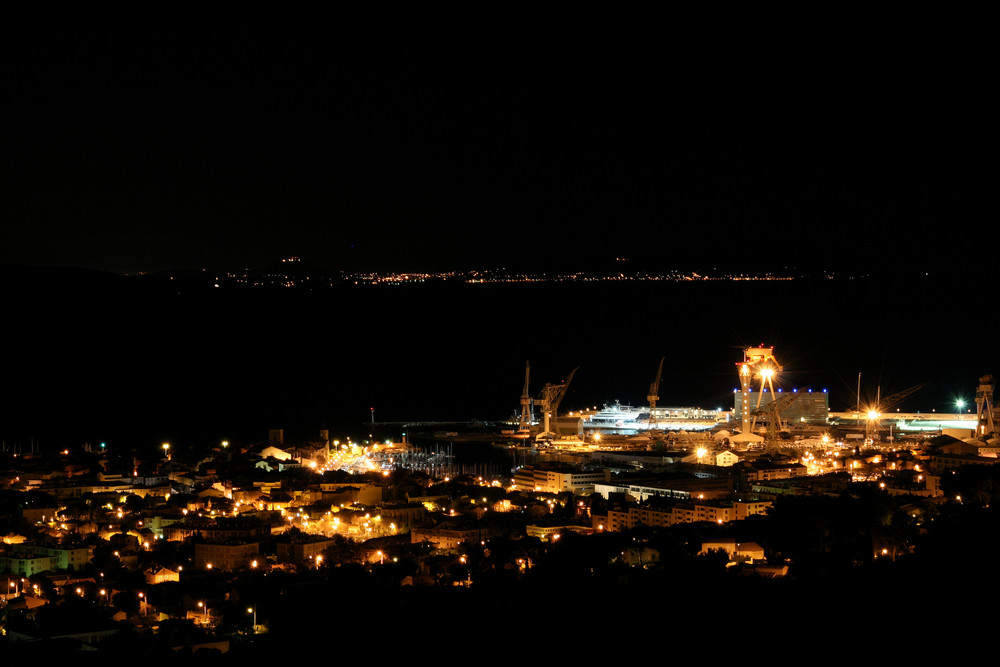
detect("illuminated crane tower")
[536,367,579,439]
[647,356,665,427]
[975,375,996,439]
[736,346,782,435]
[519,361,534,432]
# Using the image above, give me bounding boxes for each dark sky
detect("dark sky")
[2,26,988,274]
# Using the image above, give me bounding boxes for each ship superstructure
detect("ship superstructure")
[582,401,725,434]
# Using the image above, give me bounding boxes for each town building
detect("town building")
[700,539,765,562]
[411,523,500,550]
[0,544,92,576]
[275,534,335,563]
[512,464,607,495]
[194,541,259,570]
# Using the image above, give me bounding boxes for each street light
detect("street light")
[247,606,256,633]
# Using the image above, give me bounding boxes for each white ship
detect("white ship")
[584,401,646,432]
[583,400,726,434]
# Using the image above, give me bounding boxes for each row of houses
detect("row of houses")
[595,499,773,532]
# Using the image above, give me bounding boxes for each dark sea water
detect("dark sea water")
[2,269,990,453]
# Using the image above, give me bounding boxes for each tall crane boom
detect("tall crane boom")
[548,366,578,419]
[848,382,929,414]
[647,356,664,427]
[519,361,533,431]
[537,367,579,438]
[849,381,930,442]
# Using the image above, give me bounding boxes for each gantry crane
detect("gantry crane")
[849,382,929,443]
[536,367,579,439]
[647,356,664,428]
[736,346,782,434]
[976,375,996,440]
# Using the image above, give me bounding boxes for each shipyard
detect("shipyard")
[3,267,996,654]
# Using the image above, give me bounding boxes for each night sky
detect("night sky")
[3,26,988,275]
